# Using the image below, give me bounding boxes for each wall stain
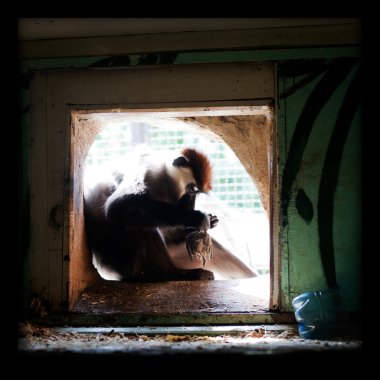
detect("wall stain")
[279,63,329,100]
[280,58,360,291]
[318,64,361,289]
[281,59,355,228]
[295,188,314,223]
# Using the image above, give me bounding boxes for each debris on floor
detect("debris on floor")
[18,322,361,356]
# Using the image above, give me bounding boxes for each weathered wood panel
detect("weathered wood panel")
[269,106,281,310]
[29,72,49,301]
[46,86,66,252]
[19,23,361,59]
[46,62,274,105]
[44,81,69,310]
[48,250,62,308]
[68,117,102,311]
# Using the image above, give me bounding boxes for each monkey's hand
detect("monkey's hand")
[196,212,218,231]
[208,214,219,229]
[196,212,211,232]
[186,230,213,266]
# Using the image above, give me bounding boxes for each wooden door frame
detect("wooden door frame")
[29,62,280,316]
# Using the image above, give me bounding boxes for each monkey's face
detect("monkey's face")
[167,164,198,200]
[146,149,211,205]
[177,183,199,210]
[169,149,212,204]
[144,155,199,204]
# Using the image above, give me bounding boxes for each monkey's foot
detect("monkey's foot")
[180,268,214,280]
[185,230,212,266]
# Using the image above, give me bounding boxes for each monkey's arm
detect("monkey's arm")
[105,193,210,230]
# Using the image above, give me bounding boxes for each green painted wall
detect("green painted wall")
[19,46,361,318]
[278,59,361,311]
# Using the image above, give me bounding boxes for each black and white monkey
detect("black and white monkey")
[83,147,257,282]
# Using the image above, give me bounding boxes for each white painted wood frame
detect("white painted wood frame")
[29,62,277,311]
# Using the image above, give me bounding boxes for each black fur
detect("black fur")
[84,156,213,282]
[84,149,256,282]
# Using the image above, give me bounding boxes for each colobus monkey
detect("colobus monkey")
[84,148,256,282]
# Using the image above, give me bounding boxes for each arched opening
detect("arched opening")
[69,107,273,316]
[84,118,269,280]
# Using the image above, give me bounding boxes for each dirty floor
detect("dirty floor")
[18,323,361,359]
[74,277,270,315]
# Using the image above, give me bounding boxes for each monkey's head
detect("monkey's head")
[145,148,212,205]
[173,147,212,190]
[167,148,212,204]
